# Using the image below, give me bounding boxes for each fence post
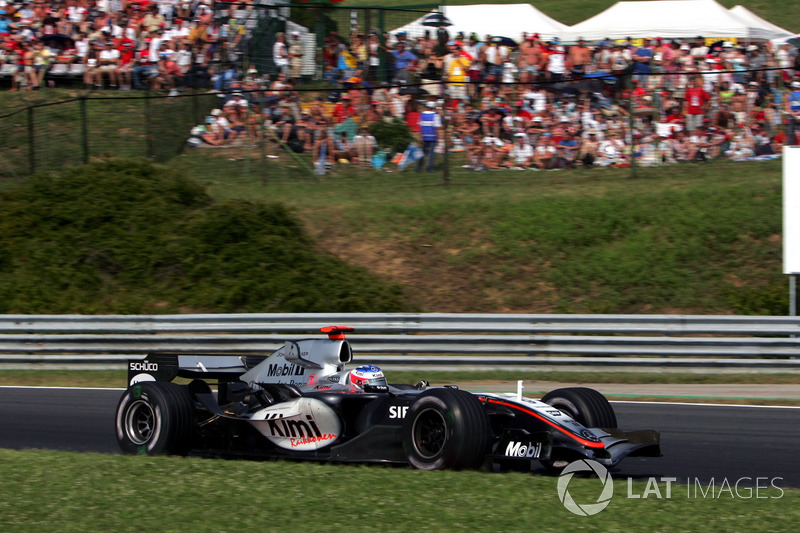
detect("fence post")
[144,95,154,159]
[80,96,89,164]
[27,106,35,174]
[627,73,637,178]
[378,8,386,83]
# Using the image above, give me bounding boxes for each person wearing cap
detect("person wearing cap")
[444,40,470,101]
[97,39,120,88]
[116,34,137,90]
[384,40,417,84]
[416,100,441,172]
[509,132,534,168]
[785,81,800,146]
[517,33,542,84]
[544,37,565,83]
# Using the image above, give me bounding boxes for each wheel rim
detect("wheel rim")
[412,408,447,459]
[125,399,155,445]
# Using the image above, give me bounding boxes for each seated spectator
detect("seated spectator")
[533,134,556,169]
[508,133,534,168]
[554,131,579,168]
[352,127,377,166]
[577,131,600,167]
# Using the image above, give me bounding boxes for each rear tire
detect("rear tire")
[115,381,195,455]
[402,388,489,470]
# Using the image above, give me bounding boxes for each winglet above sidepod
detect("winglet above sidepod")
[321,326,355,340]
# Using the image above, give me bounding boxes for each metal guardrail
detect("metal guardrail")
[0,314,799,371]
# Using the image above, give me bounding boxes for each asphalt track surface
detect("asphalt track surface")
[1,387,798,488]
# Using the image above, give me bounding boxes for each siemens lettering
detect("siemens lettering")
[267,363,305,377]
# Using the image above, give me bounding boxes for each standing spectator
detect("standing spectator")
[544,37,566,82]
[386,41,416,83]
[32,40,52,89]
[632,37,653,85]
[568,38,591,78]
[517,34,543,84]
[785,81,800,146]
[417,101,441,172]
[683,76,709,134]
[273,32,289,75]
[288,31,303,84]
[444,40,470,101]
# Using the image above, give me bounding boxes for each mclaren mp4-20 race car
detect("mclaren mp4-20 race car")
[115,326,661,471]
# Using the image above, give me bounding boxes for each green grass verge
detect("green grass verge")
[0,449,795,533]
[2,369,799,389]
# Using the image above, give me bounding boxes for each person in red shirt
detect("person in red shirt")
[683,76,709,133]
[116,37,136,90]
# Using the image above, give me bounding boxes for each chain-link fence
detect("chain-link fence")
[0,92,220,179]
[217,3,440,81]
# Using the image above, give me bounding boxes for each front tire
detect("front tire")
[115,381,195,455]
[402,388,489,470]
[540,387,617,428]
[538,387,616,473]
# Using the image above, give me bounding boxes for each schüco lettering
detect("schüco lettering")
[505,441,542,458]
[266,363,306,377]
[129,362,159,372]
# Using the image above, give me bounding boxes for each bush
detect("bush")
[0,159,414,314]
[368,118,415,154]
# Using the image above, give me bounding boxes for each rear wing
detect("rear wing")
[127,353,266,386]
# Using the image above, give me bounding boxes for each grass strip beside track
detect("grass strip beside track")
[0,449,795,533]
[1,369,799,389]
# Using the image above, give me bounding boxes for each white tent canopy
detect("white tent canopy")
[561,0,785,43]
[390,4,567,43]
[728,5,794,43]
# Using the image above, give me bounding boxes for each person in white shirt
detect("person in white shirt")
[273,32,289,75]
[509,133,534,168]
[98,40,120,87]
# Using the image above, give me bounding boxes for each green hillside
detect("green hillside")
[0,159,412,314]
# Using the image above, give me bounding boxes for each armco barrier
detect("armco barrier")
[0,313,799,370]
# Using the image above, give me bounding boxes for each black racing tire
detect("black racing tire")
[115,381,195,455]
[402,388,489,470]
[540,387,617,429]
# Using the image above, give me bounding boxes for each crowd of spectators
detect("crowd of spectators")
[303,29,800,169]
[199,26,800,170]
[0,0,247,93]
[7,0,796,168]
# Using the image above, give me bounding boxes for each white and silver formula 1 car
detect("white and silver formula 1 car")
[115,327,661,471]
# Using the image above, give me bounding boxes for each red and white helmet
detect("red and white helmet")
[348,365,387,389]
